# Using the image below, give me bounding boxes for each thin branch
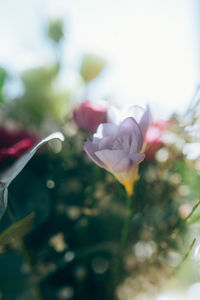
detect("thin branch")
[171,199,200,239]
[171,238,196,276]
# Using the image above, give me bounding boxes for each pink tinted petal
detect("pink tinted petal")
[0,127,38,149]
[83,142,105,168]
[145,126,162,143]
[118,117,143,152]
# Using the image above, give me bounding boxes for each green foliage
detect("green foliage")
[5,63,71,126]
[48,18,64,43]
[80,53,107,82]
[0,67,7,102]
[0,212,35,246]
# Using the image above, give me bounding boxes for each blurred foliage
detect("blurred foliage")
[0,67,7,103]
[48,18,64,44]
[0,212,34,246]
[80,53,107,83]
[5,63,71,127]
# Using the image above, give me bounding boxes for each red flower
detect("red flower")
[0,127,38,171]
[73,101,107,132]
[145,121,169,160]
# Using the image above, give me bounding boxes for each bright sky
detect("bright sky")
[0,0,199,118]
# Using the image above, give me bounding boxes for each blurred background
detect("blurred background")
[1,0,200,117]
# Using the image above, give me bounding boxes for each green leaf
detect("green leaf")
[0,212,35,246]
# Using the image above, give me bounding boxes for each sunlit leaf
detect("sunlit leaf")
[0,212,35,246]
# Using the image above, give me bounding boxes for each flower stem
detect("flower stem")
[183,199,200,223]
[119,194,133,256]
[112,194,133,293]
[109,194,133,299]
[171,237,196,276]
[7,201,43,300]
[171,199,200,239]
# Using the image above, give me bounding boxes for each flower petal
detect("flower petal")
[121,105,152,138]
[126,105,145,122]
[131,152,145,164]
[95,149,127,172]
[118,117,144,153]
[139,105,152,138]
[113,153,145,173]
[83,142,105,168]
[93,123,118,142]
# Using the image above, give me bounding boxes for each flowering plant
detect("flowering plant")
[84,105,151,195]
[0,18,200,300]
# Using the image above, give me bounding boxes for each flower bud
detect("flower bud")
[73,101,107,132]
[80,53,107,83]
[47,18,64,43]
[145,121,169,160]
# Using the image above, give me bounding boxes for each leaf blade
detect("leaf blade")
[0,212,35,246]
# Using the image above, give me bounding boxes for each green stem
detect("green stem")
[119,195,133,256]
[171,237,196,276]
[184,200,200,223]
[7,201,43,300]
[171,199,200,239]
[112,194,134,297]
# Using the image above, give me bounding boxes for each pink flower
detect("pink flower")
[0,127,38,171]
[73,101,107,132]
[145,121,169,160]
[0,131,65,219]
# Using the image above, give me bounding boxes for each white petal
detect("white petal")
[93,123,118,142]
[125,105,145,123]
[139,105,152,138]
[107,105,122,125]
